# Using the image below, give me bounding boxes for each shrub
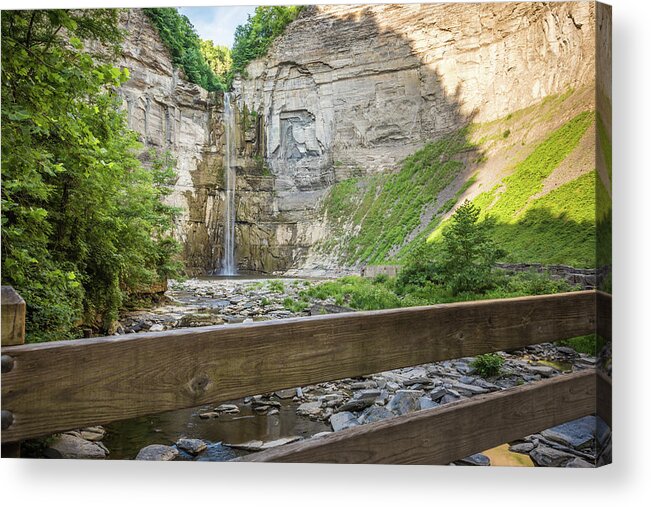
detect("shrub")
[283,297,308,313]
[267,280,285,293]
[471,353,505,378]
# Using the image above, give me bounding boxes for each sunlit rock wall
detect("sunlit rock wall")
[233,2,597,273]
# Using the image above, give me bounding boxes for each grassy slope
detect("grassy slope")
[316,88,611,269]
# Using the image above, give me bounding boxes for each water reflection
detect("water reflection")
[103,398,330,460]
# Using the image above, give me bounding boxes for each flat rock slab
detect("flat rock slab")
[47,434,108,459]
[530,445,578,467]
[541,415,596,450]
[455,453,491,466]
[135,444,179,461]
[225,436,302,452]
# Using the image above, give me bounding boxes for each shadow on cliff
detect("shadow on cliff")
[234,5,486,273]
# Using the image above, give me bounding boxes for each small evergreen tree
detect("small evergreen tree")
[439,201,504,294]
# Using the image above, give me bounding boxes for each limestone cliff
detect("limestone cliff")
[116,9,226,275]
[116,4,602,275]
[232,2,598,273]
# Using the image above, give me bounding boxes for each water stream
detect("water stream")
[220,92,237,276]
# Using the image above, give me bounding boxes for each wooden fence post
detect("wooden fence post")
[2,286,25,457]
[2,286,25,347]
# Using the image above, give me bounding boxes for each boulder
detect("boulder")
[135,444,179,461]
[47,434,108,459]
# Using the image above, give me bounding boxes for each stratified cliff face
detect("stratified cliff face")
[232,2,598,273]
[116,4,599,275]
[116,9,226,275]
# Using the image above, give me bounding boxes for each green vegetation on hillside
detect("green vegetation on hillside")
[319,130,474,264]
[230,6,303,80]
[427,111,603,267]
[144,8,226,91]
[1,10,182,342]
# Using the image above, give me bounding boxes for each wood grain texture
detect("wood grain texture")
[1,291,597,443]
[596,290,612,340]
[596,370,612,428]
[239,370,597,464]
[1,286,26,346]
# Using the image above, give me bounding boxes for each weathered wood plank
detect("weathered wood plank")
[239,371,597,464]
[596,370,612,428]
[596,290,612,340]
[1,291,596,443]
[1,286,26,346]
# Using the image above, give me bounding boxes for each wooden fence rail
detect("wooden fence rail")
[1,290,607,447]
[239,370,597,464]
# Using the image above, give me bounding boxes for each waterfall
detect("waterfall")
[221,92,237,276]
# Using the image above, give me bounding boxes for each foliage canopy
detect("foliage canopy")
[144,8,226,91]
[1,9,182,341]
[230,6,303,80]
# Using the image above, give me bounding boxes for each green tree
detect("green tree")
[143,8,225,91]
[439,201,504,294]
[200,39,232,77]
[230,6,303,80]
[1,9,182,341]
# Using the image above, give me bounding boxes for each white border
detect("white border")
[1,0,650,505]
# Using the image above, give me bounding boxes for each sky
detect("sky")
[178,6,258,48]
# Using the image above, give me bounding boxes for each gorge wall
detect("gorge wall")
[116,9,227,275]
[117,4,600,275]
[232,2,598,273]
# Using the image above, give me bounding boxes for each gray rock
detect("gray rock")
[565,457,593,468]
[353,389,381,401]
[526,365,556,378]
[339,397,375,412]
[350,380,377,390]
[297,401,323,418]
[429,386,447,401]
[508,442,535,454]
[135,444,178,461]
[358,406,395,424]
[418,396,439,410]
[530,445,578,467]
[455,453,490,466]
[148,323,165,332]
[330,411,360,431]
[215,403,240,414]
[47,434,108,459]
[541,416,596,450]
[439,393,462,405]
[79,426,106,442]
[176,438,207,455]
[386,390,421,415]
[450,382,489,396]
[225,436,301,452]
[274,388,297,399]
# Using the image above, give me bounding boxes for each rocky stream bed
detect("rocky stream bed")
[37,277,612,467]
